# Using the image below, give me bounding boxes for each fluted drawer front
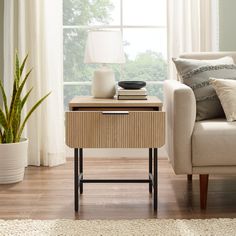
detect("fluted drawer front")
[66,111,165,148]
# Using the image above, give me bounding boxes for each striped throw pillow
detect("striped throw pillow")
[173,57,236,121]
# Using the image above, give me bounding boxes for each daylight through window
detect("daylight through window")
[63,0,167,108]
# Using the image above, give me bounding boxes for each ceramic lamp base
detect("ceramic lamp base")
[92,66,116,98]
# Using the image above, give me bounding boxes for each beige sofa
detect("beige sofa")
[164,52,236,209]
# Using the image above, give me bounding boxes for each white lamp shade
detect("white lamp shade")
[84,30,126,64]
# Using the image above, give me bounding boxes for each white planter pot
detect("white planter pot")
[0,138,28,184]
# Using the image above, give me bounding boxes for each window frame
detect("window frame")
[63,0,167,89]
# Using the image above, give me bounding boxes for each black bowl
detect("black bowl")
[118,81,146,90]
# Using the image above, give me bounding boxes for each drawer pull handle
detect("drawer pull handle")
[102,111,129,115]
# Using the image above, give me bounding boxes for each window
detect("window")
[63,0,167,108]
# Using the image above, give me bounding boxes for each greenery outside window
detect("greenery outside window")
[63,0,167,108]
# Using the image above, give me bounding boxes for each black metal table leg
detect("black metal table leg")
[74,148,79,211]
[149,148,153,194]
[153,148,158,211]
[74,147,158,212]
[79,148,83,194]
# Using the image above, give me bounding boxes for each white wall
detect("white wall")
[219,0,236,51]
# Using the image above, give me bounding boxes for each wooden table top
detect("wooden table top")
[69,96,162,109]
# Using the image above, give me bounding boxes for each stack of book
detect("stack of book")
[117,87,147,100]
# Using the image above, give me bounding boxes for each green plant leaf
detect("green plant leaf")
[9,69,32,125]
[9,80,17,121]
[0,128,2,143]
[1,133,5,143]
[21,88,33,110]
[0,79,8,118]
[9,53,22,121]
[19,69,32,92]
[15,52,20,88]
[9,52,23,120]
[0,106,8,130]
[12,107,21,142]
[16,92,51,141]
[5,127,13,143]
[3,52,50,143]
[20,54,29,76]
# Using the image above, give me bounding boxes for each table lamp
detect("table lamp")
[84,30,125,98]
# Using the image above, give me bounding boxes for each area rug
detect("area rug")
[0,218,236,236]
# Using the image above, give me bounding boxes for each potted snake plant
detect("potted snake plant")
[0,53,50,184]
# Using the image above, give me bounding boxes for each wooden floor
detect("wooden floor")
[1,157,236,220]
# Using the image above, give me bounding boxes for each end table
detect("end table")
[65,96,165,211]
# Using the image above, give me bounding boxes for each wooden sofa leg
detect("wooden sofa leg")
[187,174,192,181]
[199,174,209,209]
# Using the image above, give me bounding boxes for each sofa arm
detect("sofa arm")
[163,80,196,174]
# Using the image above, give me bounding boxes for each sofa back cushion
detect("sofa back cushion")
[173,56,236,121]
[180,52,236,63]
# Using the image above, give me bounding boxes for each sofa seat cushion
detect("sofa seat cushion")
[192,119,236,166]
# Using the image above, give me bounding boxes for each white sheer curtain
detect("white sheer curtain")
[3,0,65,166]
[167,0,219,78]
